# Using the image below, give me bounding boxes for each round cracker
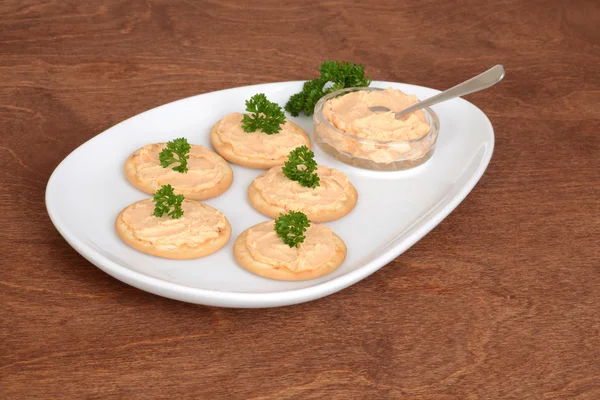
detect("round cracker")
[124,144,233,200]
[233,225,347,281]
[247,178,358,223]
[210,117,311,169]
[115,200,231,260]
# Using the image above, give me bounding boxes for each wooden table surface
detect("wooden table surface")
[2,0,599,398]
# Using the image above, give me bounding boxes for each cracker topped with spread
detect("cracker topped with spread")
[210,94,311,169]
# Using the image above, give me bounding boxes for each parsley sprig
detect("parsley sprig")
[274,211,311,248]
[153,184,184,219]
[159,138,191,173]
[282,146,320,189]
[285,60,371,117]
[242,93,286,135]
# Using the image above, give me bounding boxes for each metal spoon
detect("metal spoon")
[369,64,505,118]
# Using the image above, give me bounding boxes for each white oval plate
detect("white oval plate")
[46,81,494,308]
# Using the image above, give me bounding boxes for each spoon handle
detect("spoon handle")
[395,64,505,118]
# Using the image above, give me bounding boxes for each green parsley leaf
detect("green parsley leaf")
[153,184,184,219]
[319,60,371,89]
[274,211,311,248]
[242,93,286,135]
[281,146,320,189]
[284,60,371,116]
[159,138,191,173]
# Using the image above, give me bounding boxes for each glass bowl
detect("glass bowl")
[313,87,440,171]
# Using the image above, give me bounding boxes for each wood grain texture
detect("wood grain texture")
[1,0,599,398]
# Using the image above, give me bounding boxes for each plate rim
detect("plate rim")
[45,80,495,307]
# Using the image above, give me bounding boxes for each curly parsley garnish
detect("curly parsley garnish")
[274,211,311,248]
[242,93,286,135]
[159,138,191,173]
[285,60,371,117]
[153,184,184,219]
[282,146,320,189]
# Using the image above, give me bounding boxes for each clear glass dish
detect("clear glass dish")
[313,87,440,171]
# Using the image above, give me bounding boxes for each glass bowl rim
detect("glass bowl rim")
[313,86,440,145]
